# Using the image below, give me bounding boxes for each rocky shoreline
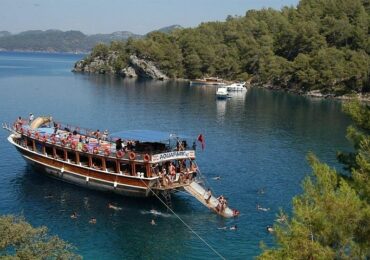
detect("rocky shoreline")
[257,84,370,102]
[72,53,168,80]
[72,54,370,102]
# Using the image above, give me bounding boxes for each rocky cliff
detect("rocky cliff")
[73,53,168,80]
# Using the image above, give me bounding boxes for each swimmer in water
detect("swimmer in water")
[108,203,122,211]
[230,225,237,230]
[70,212,77,219]
[217,226,227,230]
[89,217,97,224]
[150,209,161,215]
[257,204,270,212]
[266,225,274,233]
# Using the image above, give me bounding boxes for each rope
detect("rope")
[139,179,226,260]
[190,158,217,197]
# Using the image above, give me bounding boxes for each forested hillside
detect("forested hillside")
[82,0,370,95]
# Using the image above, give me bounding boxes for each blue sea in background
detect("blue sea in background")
[0,51,352,259]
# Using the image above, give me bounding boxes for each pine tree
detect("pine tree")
[259,101,370,259]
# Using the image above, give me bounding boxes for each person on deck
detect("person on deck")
[29,113,34,123]
[53,122,59,134]
[16,116,23,129]
[116,138,123,151]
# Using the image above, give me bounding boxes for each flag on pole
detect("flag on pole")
[197,134,205,150]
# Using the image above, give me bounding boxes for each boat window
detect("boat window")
[45,145,53,156]
[35,140,43,153]
[92,156,102,170]
[55,148,64,159]
[67,151,76,164]
[79,154,89,166]
[25,138,32,149]
[120,163,131,175]
[106,159,115,173]
[136,164,146,177]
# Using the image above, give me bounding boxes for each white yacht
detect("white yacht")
[226,82,247,92]
[216,87,229,99]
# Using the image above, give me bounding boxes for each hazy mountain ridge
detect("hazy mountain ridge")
[0,25,180,53]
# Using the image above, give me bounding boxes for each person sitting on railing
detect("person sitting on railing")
[15,116,23,130]
[53,122,59,134]
[102,130,109,141]
[29,113,34,123]
[93,129,101,139]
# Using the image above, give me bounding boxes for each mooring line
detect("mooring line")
[139,179,226,260]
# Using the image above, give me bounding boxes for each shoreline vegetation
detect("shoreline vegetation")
[259,100,370,259]
[73,0,369,100]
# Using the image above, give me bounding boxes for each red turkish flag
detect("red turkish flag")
[197,134,205,150]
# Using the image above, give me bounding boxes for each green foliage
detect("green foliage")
[85,0,370,94]
[91,43,109,58]
[0,215,80,259]
[259,101,370,259]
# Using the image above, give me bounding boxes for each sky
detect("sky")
[1,0,300,35]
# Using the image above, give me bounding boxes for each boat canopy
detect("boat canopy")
[110,130,190,143]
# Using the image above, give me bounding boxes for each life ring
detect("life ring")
[144,154,150,162]
[82,144,88,152]
[93,147,99,154]
[71,142,76,150]
[104,149,110,156]
[116,150,124,158]
[129,152,136,160]
[51,136,56,144]
[27,130,31,137]
[61,139,67,146]
[34,132,40,139]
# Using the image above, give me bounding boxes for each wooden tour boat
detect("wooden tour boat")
[189,77,226,86]
[3,116,239,218]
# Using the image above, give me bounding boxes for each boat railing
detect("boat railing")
[11,124,194,162]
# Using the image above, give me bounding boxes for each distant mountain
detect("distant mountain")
[149,25,183,34]
[87,31,141,43]
[0,26,183,53]
[0,29,142,53]
[0,31,11,37]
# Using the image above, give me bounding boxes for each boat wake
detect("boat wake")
[141,209,172,218]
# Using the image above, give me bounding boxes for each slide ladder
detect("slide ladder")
[183,181,238,218]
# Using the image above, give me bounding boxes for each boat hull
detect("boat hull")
[10,136,155,197]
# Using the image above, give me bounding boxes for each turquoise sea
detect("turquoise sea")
[0,51,352,259]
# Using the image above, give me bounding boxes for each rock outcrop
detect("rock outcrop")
[128,55,168,80]
[73,52,168,80]
[118,66,137,78]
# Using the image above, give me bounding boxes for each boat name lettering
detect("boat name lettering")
[152,151,195,162]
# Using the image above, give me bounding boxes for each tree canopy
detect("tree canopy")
[0,215,80,259]
[85,0,370,95]
[259,100,370,259]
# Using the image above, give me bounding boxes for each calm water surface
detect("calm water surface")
[0,52,352,259]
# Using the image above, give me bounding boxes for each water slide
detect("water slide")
[30,116,52,129]
[184,181,238,218]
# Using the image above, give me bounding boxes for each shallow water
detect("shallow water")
[0,51,352,259]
